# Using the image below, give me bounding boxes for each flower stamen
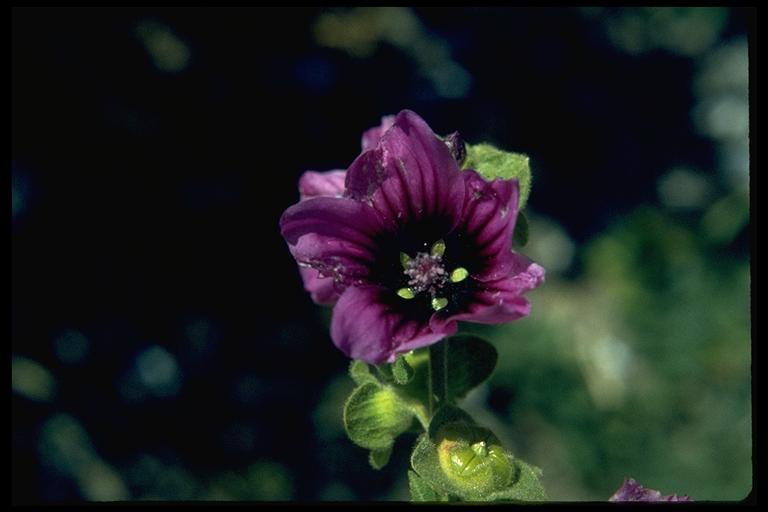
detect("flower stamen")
[450,267,469,283]
[400,252,412,269]
[431,297,449,311]
[403,251,446,295]
[397,240,461,306]
[431,239,446,258]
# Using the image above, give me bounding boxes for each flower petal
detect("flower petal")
[457,170,520,281]
[299,267,342,305]
[345,110,466,231]
[431,255,545,330]
[331,285,455,364]
[299,170,347,200]
[293,170,349,304]
[280,196,384,288]
[360,115,396,152]
[609,478,691,502]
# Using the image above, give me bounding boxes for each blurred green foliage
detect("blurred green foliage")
[475,202,750,501]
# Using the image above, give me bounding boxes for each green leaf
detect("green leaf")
[463,143,532,210]
[343,382,415,450]
[349,360,378,386]
[408,469,450,502]
[368,445,393,470]
[513,211,529,248]
[488,459,548,502]
[392,354,415,384]
[430,336,498,404]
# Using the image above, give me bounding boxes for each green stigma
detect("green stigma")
[431,239,446,258]
[431,297,449,311]
[450,267,469,283]
[397,287,416,299]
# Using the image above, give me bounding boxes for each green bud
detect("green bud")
[369,445,392,470]
[343,382,415,451]
[435,422,513,497]
[348,360,377,386]
[392,354,415,385]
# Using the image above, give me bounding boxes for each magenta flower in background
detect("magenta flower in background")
[609,478,692,502]
[280,110,544,364]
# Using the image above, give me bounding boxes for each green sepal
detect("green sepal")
[408,469,450,502]
[343,382,415,451]
[430,336,498,404]
[392,354,415,384]
[348,360,378,386]
[374,362,395,382]
[387,350,431,429]
[463,143,532,210]
[488,459,548,502]
[513,210,529,248]
[368,445,393,470]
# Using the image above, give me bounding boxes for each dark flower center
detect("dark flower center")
[397,240,468,311]
[404,252,446,294]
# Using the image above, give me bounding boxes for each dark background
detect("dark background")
[12,7,752,502]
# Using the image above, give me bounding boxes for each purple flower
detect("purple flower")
[280,110,544,364]
[360,115,395,152]
[609,478,692,502]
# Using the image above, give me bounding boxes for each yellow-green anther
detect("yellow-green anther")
[450,267,469,283]
[431,239,446,258]
[431,297,448,311]
[400,252,412,269]
[397,287,416,299]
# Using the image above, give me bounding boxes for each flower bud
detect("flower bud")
[434,421,514,497]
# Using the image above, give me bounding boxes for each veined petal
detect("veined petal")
[431,256,545,330]
[294,170,349,304]
[299,267,343,305]
[281,196,384,288]
[281,196,382,248]
[345,110,466,230]
[361,115,396,152]
[299,170,347,200]
[331,285,454,364]
[458,170,520,281]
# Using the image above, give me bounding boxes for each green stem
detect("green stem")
[428,343,449,417]
[427,347,435,418]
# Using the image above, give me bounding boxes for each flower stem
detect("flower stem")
[427,348,435,417]
[428,342,449,418]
